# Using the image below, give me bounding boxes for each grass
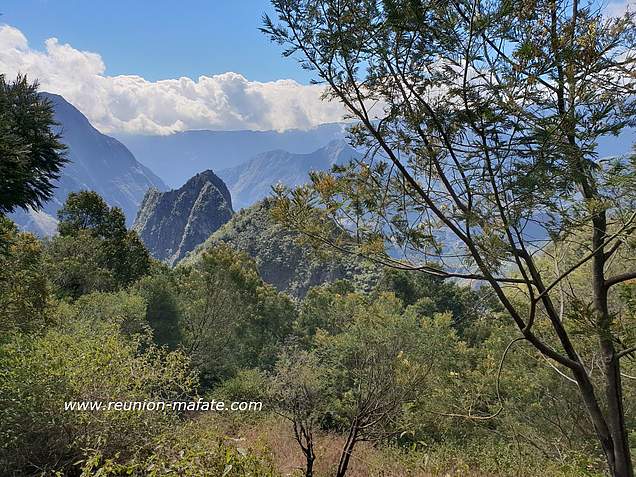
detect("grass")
[201,415,502,477]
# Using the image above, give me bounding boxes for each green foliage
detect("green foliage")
[296,280,365,340]
[264,0,636,473]
[79,423,279,477]
[135,269,183,348]
[103,228,153,287]
[0,223,50,334]
[269,346,330,431]
[46,191,152,298]
[44,230,118,299]
[0,300,196,474]
[177,244,295,386]
[56,290,151,337]
[0,215,15,256]
[376,268,501,335]
[186,199,380,297]
[57,190,117,238]
[0,74,67,214]
[215,369,269,404]
[58,191,152,287]
[317,294,450,437]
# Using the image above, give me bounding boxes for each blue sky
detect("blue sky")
[0,0,311,83]
[5,0,630,136]
[0,1,345,134]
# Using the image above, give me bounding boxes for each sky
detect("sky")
[0,0,347,135]
[0,0,311,83]
[0,0,633,135]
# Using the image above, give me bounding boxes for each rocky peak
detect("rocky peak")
[133,170,233,265]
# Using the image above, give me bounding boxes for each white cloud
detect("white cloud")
[0,25,347,135]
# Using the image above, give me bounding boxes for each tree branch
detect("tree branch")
[605,271,636,289]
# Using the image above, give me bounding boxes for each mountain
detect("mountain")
[133,170,233,265]
[182,199,378,298]
[115,123,348,189]
[10,93,166,235]
[217,140,360,210]
[9,207,59,237]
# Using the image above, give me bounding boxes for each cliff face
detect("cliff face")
[133,170,233,265]
[182,199,378,298]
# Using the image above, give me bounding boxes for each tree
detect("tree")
[264,1,636,474]
[0,74,66,214]
[316,293,438,477]
[57,191,123,239]
[44,230,118,299]
[376,268,501,335]
[295,280,361,342]
[0,223,50,334]
[0,294,195,474]
[135,268,183,348]
[269,347,329,477]
[177,245,295,385]
[52,191,151,294]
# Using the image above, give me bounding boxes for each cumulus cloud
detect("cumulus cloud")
[0,25,348,135]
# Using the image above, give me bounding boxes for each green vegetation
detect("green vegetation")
[185,198,379,297]
[0,74,66,216]
[175,243,295,385]
[263,0,636,475]
[1,144,631,476]
[2,4,636,473]
[2,187,630,475]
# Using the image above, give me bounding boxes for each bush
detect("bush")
[0,307,196,474]
[0,224,50,334]
[79,422,279,477]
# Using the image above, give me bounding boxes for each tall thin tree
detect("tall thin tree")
[263,0,636,474]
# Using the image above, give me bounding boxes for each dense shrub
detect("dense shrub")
[0,305,196,474]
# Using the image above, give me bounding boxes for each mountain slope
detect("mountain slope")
[133,170,233,265]
[217,140,360,210]
[182,199,378,298]
[10,93,166,234]
[115,123,347,188]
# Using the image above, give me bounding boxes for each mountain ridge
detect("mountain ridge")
[10,93,167,234]
[218,140,360,210]
[133,170,234,265]
[116,123,348,188]
[182,199,378,297]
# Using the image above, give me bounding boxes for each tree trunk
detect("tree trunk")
[303,443,315,477]
[336,425,358,477]
[601,339,633,477]
[591,214,634,477]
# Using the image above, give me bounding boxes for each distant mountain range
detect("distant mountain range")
[131,141,361,268]
[133,170,233,265]
[11,93,166,234]
[9,93,357,241]
[115,124,348,189]
[18,92,629,254]
[218,140,360,210]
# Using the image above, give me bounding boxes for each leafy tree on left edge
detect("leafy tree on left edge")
[0,74,67,216]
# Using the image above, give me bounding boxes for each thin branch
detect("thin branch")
[617,346,636,360]
[536,211,636,302]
